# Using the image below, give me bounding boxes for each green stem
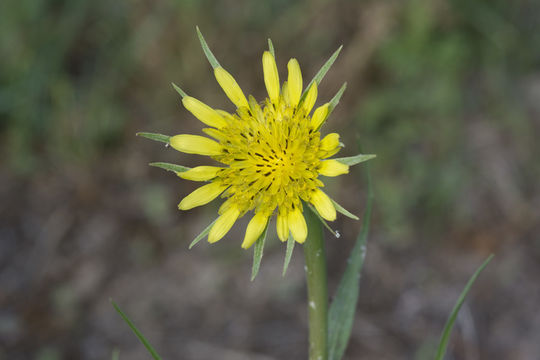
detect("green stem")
[304,207,328,360]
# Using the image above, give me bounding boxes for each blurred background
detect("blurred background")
[1,0,539,359]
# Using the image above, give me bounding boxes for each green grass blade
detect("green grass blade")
[268,39,275,57]
[136,132,171,144]
[189,219,217,249]
[196,26,221,69]
[331,199,359,221]
[171,82,188,98]
[434,254,494,360]
[149,162,190,173]
[282,234,295,276]
[111,300,162,360]
[328,164,373,360]
[251,225,268,281]
[335,154,377,166]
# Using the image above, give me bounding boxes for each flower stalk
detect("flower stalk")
[304,207,328,360]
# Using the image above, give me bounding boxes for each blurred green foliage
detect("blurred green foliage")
[1,0,537,244]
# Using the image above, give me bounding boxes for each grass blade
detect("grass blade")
[149,162,190,173]
[328,164,373,360]
[111,300,162,360]
[435,254,494,360]
[251,225,268,281]
[282,234,295,276]
[136,132,171,145]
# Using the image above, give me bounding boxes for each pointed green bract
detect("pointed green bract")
[327,82,347,116]
[172,82,187,98]
[435,254,494,360]
[308,204,339,238]
[331,199,359,220]
[149,162,190,173]
[268,38,275,57]
[196,26,221,69]
[136,132,171,144]
[328,164,372,360]
[282,234,295,276]
[251,225,268,281]
[189,219,217,249]
[111,349,120,360]
[111,300,162,360]
[335,154,376,166]
[300,45,343,104]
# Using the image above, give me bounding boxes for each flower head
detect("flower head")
[148,30,374,250]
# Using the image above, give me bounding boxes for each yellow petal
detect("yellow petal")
[170,134,222,156]
[182,96,227,128]
[214,67,249,108]
[276,211,289,242]
[241,212,269,249]
[310,103,329,129]
[318,159,349,177]
[320,133,340,152]
[288,207,307,244]
[302,82,318,114]
[287,58,302,107]
[178,182,228,210]
[262,51,280,103]
[208,206,240,243]
[310,189,336,221]
[178,166,222,181]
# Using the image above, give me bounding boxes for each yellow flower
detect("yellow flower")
[157,30,374,250]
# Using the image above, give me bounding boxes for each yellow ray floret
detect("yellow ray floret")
[165,40,368,249]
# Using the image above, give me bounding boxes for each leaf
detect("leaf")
[331,199,359,220]
[149,162,190,173]
[136,132,171,144]
[268,38,275,57]
[189,219,217,249]
[327,82,347,117]
[334,154,377,166]
[301,45,343,102]
[282,234,295,276]
[307,204,340,238]
[251,225,268,281]
[172,82,188,98]
[196,26,221,69]
[435,254,494,360]
[327,164,373,360]
[111,300,162,360]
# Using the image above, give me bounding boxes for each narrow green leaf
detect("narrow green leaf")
[328,163,373,360]
[111,348,120,360]
[149,162,190,173]
[111,300,162,360]
[189,219,217,249]
[136,132,171,144]
[251,225,268,281]
[327,82,347,115]
[172,82,188,98]
[435,254,494,360]
[308,204,340,238]
[268,38,275,57]
[301,45,343,101]
[331,199,359,220]
[315,82,347,131]
[282,234,295,276]
[196,26,221,69]
[335,154,377,166]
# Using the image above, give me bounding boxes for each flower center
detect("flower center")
[213,99,323,215]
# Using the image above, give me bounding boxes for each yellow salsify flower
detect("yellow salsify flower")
[158,29,374,250]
